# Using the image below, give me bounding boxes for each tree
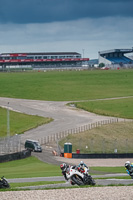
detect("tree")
[99,63,105,68]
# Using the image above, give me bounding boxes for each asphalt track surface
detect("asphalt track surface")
[0,97,123,143]
[0,97,133,188]
[7,174,133,190]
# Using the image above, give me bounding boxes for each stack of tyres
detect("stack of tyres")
[64,143,72,158]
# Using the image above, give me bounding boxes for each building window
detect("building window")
[27,56,34,59]
[51,56,58,59]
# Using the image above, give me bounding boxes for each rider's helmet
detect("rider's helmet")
[125,161,131,169]
[80,161,84,167]
[60,163,67,171]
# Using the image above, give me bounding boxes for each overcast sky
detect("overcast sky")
[0,0,133,59]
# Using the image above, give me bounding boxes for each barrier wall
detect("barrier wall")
[0,150,31,163]
[72,153,133,159]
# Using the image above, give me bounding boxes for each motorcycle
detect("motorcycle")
[66,166,95,186]
[125,169,133,179]
[0,176,10,189]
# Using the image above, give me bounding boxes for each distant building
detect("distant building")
[0,52,89,70]
[99,48,133,68]
[87,59,98,67]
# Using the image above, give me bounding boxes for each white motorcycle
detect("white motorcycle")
[66,166,95,186]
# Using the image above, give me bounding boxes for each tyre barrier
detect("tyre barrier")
[0,150,31,163]
[60,153,133,159]
[72,153,133,159]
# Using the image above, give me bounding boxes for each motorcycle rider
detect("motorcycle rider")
[0,178,3,188]
[60,163,70,181]
[60,162,95,186]
[0,176,10,188]
[78,161,88,169]
[125,161,133,177]
[60,163,77,184]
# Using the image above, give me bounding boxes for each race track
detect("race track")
[0,97,133,191]
[0,97,118,143]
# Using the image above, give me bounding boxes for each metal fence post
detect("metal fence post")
[126,139,128,153]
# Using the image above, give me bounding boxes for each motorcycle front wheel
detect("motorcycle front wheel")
[90,178,96,185]
[71,175,84,186]
[84,175,96,186]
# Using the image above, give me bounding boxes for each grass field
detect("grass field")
[0,107,52,137]
[0,156,61,179]
[0,69,133,179]
[0,70,133,146]
[0,69,133,101]
[0,156,125,179]
[74,97,133,119]
[0,69,132,137]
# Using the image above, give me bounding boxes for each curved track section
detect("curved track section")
[0,97,118,143]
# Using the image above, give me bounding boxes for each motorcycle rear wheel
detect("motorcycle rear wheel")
[84,175,96,186]
[2,180,10,188]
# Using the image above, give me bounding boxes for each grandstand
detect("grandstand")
[99,48,133,68]
[0,52,89,71]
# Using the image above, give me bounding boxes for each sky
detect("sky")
[0,0,133,59]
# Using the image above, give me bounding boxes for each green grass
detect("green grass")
[0,70,133,137]
[95,176,130,179]
[59,122,133,153]
[0,156,61,179]
[91,166,125,174]
[74,97,133,119]
[0,155,127,180]
[0,107,52,137]
[10,181,65,189]
[0,69,133,186]
[0,70,133,101]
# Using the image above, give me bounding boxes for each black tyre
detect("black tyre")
[90,178,96,185]
[3,180,10,188]
[84,175,96,186]
[71,175,84,186]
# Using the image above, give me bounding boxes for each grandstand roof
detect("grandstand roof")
[0,52,81,56]
[99,48,133,55]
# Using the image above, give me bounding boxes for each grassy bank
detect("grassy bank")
[0,107,52,137]
[0,156,126,179]
[74,97,133,119]
[0,156,61,179]
[59,122,133,153]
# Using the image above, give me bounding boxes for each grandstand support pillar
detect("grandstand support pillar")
[82,49,85,58]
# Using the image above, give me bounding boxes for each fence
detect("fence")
[0,118,132,155]
[70,138,133,154]
[105,63,133,69]
[37,118,133,146]
[0,134,21,155]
